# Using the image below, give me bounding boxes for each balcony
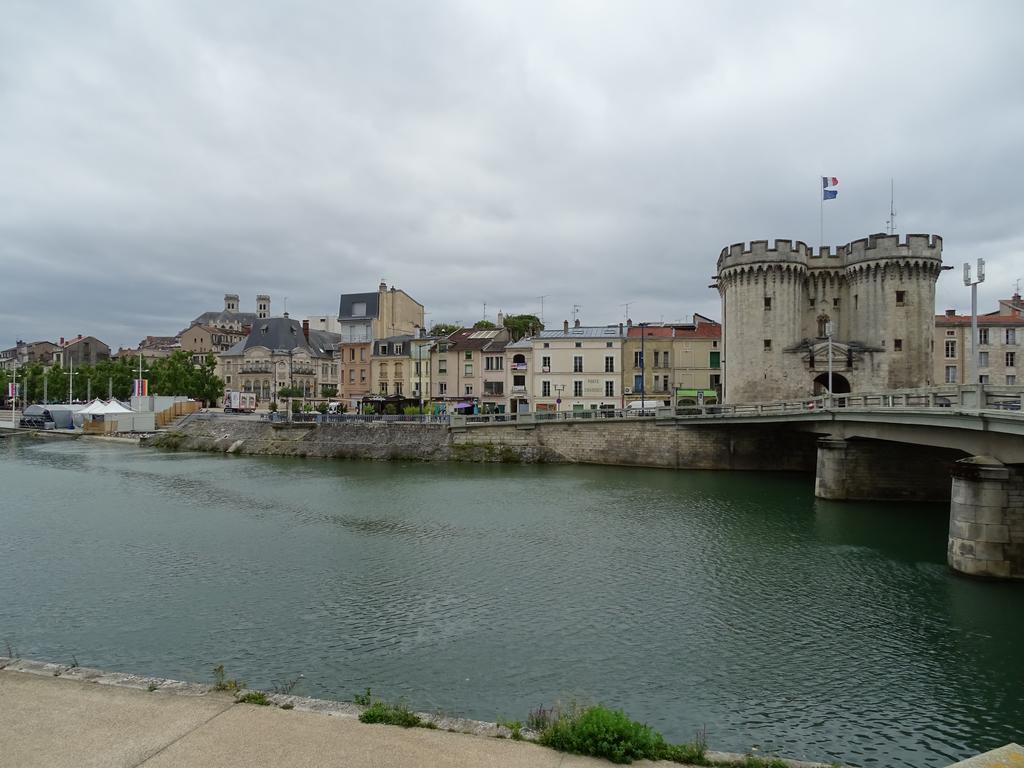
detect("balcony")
[510,362,528,371]
[511,385,527,393]
[240,363,272,373]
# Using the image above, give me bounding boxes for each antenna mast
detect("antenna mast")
[886,178,897,235]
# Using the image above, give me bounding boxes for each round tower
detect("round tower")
[715,233,943,403]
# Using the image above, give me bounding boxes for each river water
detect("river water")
[1,436,1021,766]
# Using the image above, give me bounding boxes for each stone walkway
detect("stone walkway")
[0,659,842,768]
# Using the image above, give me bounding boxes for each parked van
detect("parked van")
[624,400,665,416]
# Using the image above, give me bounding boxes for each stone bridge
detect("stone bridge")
[451,386,1024,581]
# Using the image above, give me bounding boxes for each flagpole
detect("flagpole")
[819,176,824,247]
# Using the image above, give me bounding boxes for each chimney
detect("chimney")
[60,336,65,346]
[497,311,504,327]
[302,319,310,341]
[379,280,387,292]
[77,334,82,340]
[618,323,623,335]
[563,319,569,333]
[945,309,956,317]
[574,318,581,328]
[627,318,633,327]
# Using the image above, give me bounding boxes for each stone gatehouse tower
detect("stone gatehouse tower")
[714,233,943,403]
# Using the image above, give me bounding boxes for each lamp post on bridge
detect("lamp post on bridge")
[826,320,833,406]
[964,259,985,393]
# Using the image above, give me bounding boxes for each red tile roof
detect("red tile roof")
[627,324,721,339]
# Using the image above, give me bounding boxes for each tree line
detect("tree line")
[0,350,222,406]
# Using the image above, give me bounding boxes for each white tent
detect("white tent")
[78,399,107,415]
[96,400,133,414]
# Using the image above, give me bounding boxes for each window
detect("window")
[543,342,550,348]
[605,381,614,397]
[979,328,989,345]
[710,351,721,369]
[654,351,661,367]
[945,340,957,358]
[833,298,840,308]
[979,374,990,384]
[360,369,366,382]
[896,290,906,305]
[379,344,388,355]
[633,351,644,368]
[634,374,643,391]
[979,351,989,367]
[485,356,503,370]
[573,355,583,373]
[379,383,387,394]
[573,381,583,397]
[945,365,957,383]
[542,381,551,397]
[763,339,772,351]
[464,364,472,376]
[605,356,615,372]
[349,370,355,383]
[946,330,955,336]
[1008,329,1018,345]
[606,342,613,348]
[1007,352,1017,368]
[764,297,772,310]
[542,356,551,371]
[894,339,903,351]
[465,385,473,395]
[464,351,472,360]
[1008,375,1017,385]
[438,382,447,395]
[574,342,582,348]
[513,375,525,387]
[352,302,366,316]
[415,361,421,376]
[438,359,447,374]
[809,298,816,308]
[394,382,402,395]
[854,294,859,309]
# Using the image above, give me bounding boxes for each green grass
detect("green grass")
[236,690,271,706]
[537,703,706,765]
[497,718,523,740]
[358,700,436,729]
[211,664,245,693]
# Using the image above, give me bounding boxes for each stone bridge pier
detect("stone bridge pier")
[947,458,1024,580]
[814,437,1024,580]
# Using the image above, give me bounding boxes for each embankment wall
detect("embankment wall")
[145,418,820,472]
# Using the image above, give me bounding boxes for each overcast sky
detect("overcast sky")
[2,1,1022,350]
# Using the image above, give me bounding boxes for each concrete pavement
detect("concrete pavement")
[0,664,679,768]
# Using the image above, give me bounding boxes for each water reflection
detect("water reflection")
[0,437,1021,767]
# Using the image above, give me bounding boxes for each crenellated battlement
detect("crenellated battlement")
[718,233,942,272]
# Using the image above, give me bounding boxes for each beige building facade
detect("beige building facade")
[180,325,247,364]
[622,316,722,403]
[934,294,1022,385]
[429,328,510,413]
[530,321,626,413]
[715,233,943,403]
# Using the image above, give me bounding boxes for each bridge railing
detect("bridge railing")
[447,385,1023,427]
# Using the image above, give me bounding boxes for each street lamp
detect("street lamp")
[964,259,985,387]
[825,320,833,402]
[639,322,648,399]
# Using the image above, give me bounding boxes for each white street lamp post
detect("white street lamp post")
[964,259,986,391]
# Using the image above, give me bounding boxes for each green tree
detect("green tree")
[429,323,460,337]
[190,354,223,406]
[502,314,543,341]
[0,368,10,406]
[472,320,496,329]
[45,364,68,402]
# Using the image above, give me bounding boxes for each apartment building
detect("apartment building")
[336,282,424,343]
[180,325,247,365]
[52,335,111,367]
[0,340,60,371]
[338,341,372,409]
[531,321,626,413]
[935,293,1022,385]
[430,328,510,414]
[506,337,532,414]
[622,315,722,403]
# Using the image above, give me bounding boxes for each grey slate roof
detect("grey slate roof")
[338,292,379,320]
[190,310,259,327]
[537,325,626,339]
[227,317,341,358]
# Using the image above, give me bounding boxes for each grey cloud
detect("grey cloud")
[1,0,1022,349]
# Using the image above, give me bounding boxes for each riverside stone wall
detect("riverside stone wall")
[148,418,820,472]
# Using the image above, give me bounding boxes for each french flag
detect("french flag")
[822,176,839,200]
